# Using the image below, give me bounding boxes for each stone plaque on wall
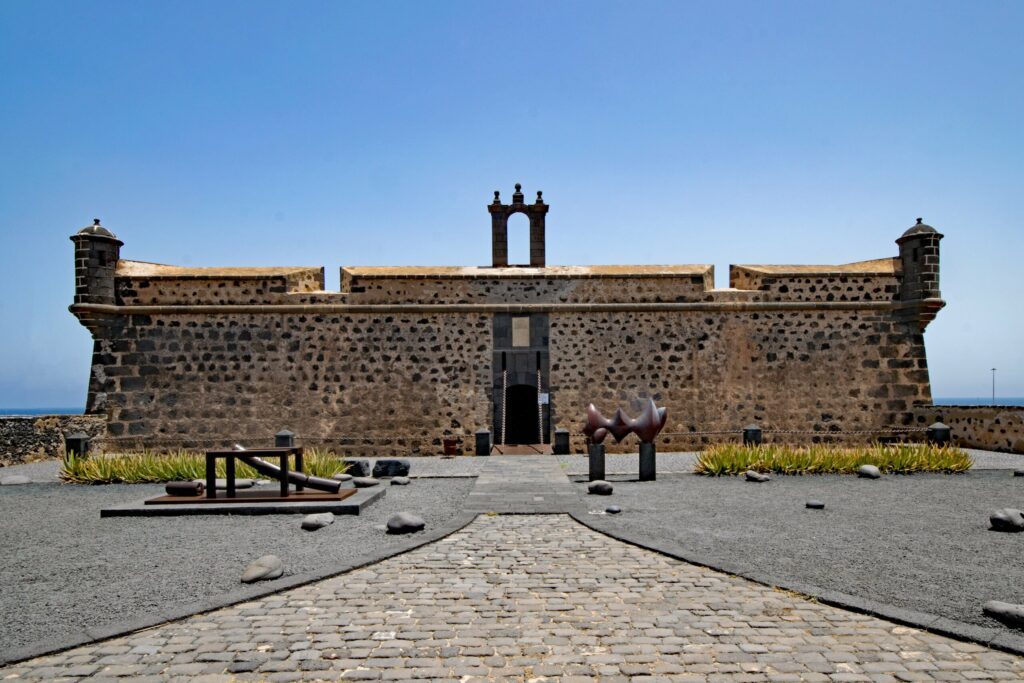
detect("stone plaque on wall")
[512,316,530,347]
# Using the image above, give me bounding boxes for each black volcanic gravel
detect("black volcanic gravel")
[0,478,473,659]
[580,470,1024,634]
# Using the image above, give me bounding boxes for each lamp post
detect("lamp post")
[991,368,996,405]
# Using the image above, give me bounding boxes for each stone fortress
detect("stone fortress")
[69,184,947,454]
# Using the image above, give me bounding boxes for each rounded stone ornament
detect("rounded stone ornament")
[989,508,1024,532]
[300,512,335,531]
[856,465,882,479]
[806,500,825,509]
[983,600,1024,628]
[391,476,411,485]
[241,555,283,583]
[386,512,425,534]
[332,473,353,482]
[606,505,622,514]
[744,470,770,483]
[352,477,381,488]
[588,480,613,495]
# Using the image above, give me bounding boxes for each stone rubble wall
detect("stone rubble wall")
[0,415,106,466]
[911,405,1024,453]
[85,312,492,455]
[729,267,900,303]
[77,303,933,455]
[340,274,710,305]
[116,269,323,306]
[550,309,931,453]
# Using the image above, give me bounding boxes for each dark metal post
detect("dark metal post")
[226,455,236,498]
[294,447,304,492]
[205,452,216,499]
[743,424,763,446]
[475,429,491,456]
[64,432,90,460]
[927,421,951,446]
[639,442,656,481]
[588,442,605,481]
[554,429,570,455]
[275,429,295,448]
[279,452,290,498]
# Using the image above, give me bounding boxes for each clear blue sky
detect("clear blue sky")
[1,0,1021,408]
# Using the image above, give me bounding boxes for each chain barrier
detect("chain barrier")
[500,368,507,446]
[96,425,930,446]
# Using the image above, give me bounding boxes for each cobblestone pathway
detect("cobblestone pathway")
[3,515,1022,682]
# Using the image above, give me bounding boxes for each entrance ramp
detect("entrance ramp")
[465,455,580,513]
[490,444,553,455]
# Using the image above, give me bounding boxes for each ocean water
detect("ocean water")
[0,407,84,416]
[933,397,1024,407]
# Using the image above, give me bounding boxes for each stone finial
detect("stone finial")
[916,217,923,224]
[493,190,501,204]
[512,183,524,204]
[536,190,544,203]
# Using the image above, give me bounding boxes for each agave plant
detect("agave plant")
[694,442,972,476]
[60,447,349,484]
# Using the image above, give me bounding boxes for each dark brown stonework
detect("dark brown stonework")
[68,200,947,454]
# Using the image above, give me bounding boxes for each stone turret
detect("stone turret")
[896,218,944,329]
[70,219,122,305]
[897,218,943,302]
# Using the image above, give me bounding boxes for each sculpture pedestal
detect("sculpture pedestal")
[588,443,605,481]
[639,442,656,481]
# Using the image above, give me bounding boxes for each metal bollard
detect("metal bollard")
[743,424,763,446]
[64,432,90,460]
[588,442,605,481]
[639,442,656,481]
[275,429,296,448]
[927,421,951,446]
[475,429,491,456]
[553,429,570,455]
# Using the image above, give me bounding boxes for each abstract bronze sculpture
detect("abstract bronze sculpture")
[583,399,668,444]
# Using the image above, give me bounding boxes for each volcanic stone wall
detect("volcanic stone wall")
[0,415,106,466]
[911,405,1024,454]
[115,270,323,305]
[342,269,711,304]
[71,256,937,454]
[729,262,900,302]
[86,311,491,455]
[550,309,931,453]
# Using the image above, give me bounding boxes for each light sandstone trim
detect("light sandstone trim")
[69,300,935,316]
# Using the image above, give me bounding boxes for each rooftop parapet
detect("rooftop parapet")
[729,258,901,303]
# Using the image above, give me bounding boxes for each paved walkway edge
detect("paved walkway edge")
[0,511,481,667]
[570,512,1024,658]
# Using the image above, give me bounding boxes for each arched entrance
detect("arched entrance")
[504,384,539,445]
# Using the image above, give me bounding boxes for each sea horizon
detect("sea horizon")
[2,396,1023,416]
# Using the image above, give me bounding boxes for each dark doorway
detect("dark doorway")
[505,384,539,444]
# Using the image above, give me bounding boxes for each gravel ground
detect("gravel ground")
[579,470,1024,633]
[0,477,474,659]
